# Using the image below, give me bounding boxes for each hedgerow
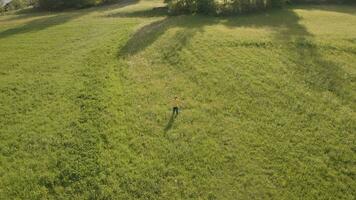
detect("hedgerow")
[165,0,355,15]
[37,0,118,10]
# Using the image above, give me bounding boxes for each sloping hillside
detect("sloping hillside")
[0,1,355,199]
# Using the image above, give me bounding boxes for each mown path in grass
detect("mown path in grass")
[0,1,355,199]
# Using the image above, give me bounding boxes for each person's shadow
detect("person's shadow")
[164,112,176,133]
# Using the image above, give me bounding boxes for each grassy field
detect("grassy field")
[0,0,355,199]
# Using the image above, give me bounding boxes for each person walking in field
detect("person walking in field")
[172,96,181,117]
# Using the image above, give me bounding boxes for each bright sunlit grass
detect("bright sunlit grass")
[0,1,355,199]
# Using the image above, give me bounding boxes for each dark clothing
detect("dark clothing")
[173,106,179,116]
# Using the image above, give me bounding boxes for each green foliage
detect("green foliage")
[0,0,356,199]
[2,0,35,11]
[166,0,276,15]
[196,0,215,14]
[271,0,285,7]
[6,0,27,10]
[284,0,354,4]
[166,0,354,14]
[38,0,106,10]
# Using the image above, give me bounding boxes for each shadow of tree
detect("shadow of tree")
[226,9,354,104]
[297,4,356,16]
[118,15,218,57]
[116,6,354,105]
[118,17,171,56]
[0,13,82,39]
[0,0,140,39]
[0,7,47,23]
[107,6,168,18]
[94,0,140,12]
[290,38,354,103]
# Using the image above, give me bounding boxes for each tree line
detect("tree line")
[1,0,117,11]
[37,0,118,10]
[165,0,355,15]
[1,0,355,13]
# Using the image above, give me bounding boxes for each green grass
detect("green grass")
[0,1,355,199]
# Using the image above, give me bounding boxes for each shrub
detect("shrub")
[290,0,354,3]
[197,0,216,14]
[271,0,286,7]
[38,0,103,10]
[165,0,354,15]
[7,0,27,10]
[166,0,277,15]
[0,0,37,12]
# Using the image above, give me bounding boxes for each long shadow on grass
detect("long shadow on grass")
[0,13,83,39]
[164,113,175,133]
[107,5,167,18]
[116,6,354,104]
[107,4,220,58]
[0,0,140,39]
[299,4,356,16]
[117,13,218,57]
[223,8,354,104]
